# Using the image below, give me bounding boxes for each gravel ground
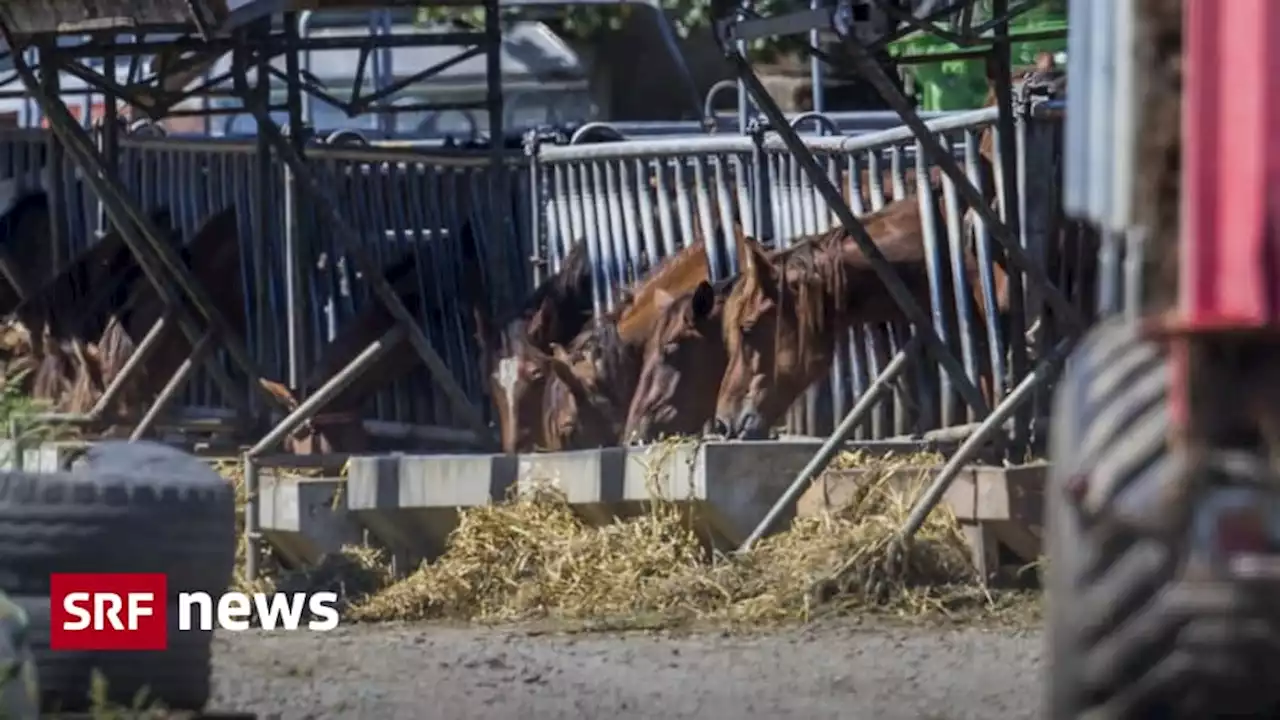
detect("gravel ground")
[210,620,1045,719]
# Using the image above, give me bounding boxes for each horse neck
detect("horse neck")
[615,242,710,344]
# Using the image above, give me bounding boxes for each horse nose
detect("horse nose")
[735,409,767,440]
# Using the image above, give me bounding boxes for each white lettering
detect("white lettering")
[97,593,122,630]
[178,592,214,631]
[171,592,342,632]
[307,593,340,631]
[253,593,306,631]
[125,593,153,630]
[62,592,92,631]
[217,592,251,631]
[60,592,154,632]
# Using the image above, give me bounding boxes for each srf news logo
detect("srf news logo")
[50,573,340,651]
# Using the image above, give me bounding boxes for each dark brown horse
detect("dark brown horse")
[501,234,723,452]
[0,191,53,315]
[475,239,596,453]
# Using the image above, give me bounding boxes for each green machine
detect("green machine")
[890,6,1067,111]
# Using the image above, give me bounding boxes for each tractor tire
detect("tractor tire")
[0,592,39,720]
[0,441,235,711]
[1046,318,1280,718]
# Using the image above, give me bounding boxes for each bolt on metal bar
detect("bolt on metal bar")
[731,52,991,418]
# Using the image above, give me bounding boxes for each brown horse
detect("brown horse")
[475,239,597,453]
[623,232,782,442]
[501,235,720,452]
[713,199,971,439]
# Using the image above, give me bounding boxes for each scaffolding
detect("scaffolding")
[0,0,507,459]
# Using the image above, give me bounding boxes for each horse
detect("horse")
[474,238,596,453]
[500,234,721,452]
[6,207,177,412]
[97,207,245,419]
[0,191,54,315]
[712,196,983,439]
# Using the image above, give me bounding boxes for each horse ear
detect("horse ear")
[741,238,774,286]
[690,281,715,320]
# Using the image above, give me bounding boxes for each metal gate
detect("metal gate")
[528,100,1094,445]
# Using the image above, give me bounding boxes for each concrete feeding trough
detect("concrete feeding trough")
[256,474,361,568]
[253,443,1049,580]
[326,441,837,560]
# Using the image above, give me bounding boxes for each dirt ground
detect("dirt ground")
[209,618,1044,719]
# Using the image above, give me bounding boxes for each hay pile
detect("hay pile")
[349,446,990,626]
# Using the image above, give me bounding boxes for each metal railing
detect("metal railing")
[528,102,1093,446]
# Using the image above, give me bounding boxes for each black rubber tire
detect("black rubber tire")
[0,442,235,711]
[16,594,212,713]
[1045,316,1178,719]
[0,441,235,595]
[0,593,39,720]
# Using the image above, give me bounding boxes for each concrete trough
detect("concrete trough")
[333,440,840,560]
[343,453,517,568]
[256,474,363,569]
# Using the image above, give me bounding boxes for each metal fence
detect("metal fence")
[0,131,531,431]
[0,101,1089,445]
[529,102,1092,444]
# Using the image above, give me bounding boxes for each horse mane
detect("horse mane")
[770,227,851,354]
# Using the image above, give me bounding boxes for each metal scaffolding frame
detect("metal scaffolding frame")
[709,0,1079,549]
[0,1,503,455]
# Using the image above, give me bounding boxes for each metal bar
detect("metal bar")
[4,39,270,420]
[988,0,1029,453]
[87,314,171,419]
[730,52,991,417]
[283,11,306,390]
[243,453,261,581]
[739,335,923,552]
[836,38,1086,334]
[900,336,1073,541]
[537,108,1001,162]
[485,0,507,326]
[248,326,407,456]
[40,44,61,280]
[129,332,215,441]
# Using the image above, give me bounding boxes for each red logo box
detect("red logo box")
[49,573,168,651]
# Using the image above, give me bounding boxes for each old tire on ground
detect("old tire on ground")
[0,441,235,711]
[0,593,40,720]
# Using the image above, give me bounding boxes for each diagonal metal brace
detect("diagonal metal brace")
[730,53,991,418]
[232,68,496,449]
[836,38,1086,334]
[3,36,286,419]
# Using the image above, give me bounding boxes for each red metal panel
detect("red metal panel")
[1180,0,1280,328]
